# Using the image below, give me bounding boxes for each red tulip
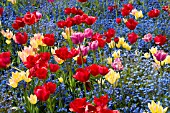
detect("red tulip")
[114,37,119,43]
[108,6,114,12]
[64,7,71,15]
[98,65,109,76]
[76,9,84,15]
[162,6,169,12]
[39,52,51,62]
[57,20,66,28]
[35,67,48,79]
[148,9,160,18]
[154,35,166,46]
[92,33,103,41]
[73,68,90,82]
[73,15,82,25]
[14,32,28,45]
[116,18,121,24]
[23,12,36,25]
[55,46,72,60]
[0,52,10,69]
[69,98,87,113]
[12,17,25,30]
[84,16,97,25]
[77,0,87,2]
[77,56,86,65]
[0,7,3,16]
[121,3,133,16]
[88,64,99,76]
[24,55,39,69]
[32,11,42,22]
[49,63,60,72]
[42,34,55,46]
[71,7,77,14]
[125,18,138,30]
[105,28,116,38]
[34,86,50,101]
[128,32,138,44]
[43,82,56,94]
[94,95,109,108]
[70,48,79,57]
[97,38,106,48]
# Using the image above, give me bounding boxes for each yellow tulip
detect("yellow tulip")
[144,53,150,59]
[107,57,112,65]
[118,37,125,45]
[134,10,143,20]
[62,27,74,39]
[58,77,63,83]
[108,41,115,48]
[149,47,157,55]
[164,55,170,64]
[112,50,120,59]
[148,101,168,113]
[8,78,18,88]
[22,70,32,83]
[6,39,11,44]
[28,94,37,104]
[105,69,120,84]
[12,71,24,83]
[116,43,121,48]
[7,0,16,4]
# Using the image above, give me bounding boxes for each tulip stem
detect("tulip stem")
[83,83,87,97]
[100,76,103,95]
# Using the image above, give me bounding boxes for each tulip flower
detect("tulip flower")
[35,67,48,79]
[27,94,37,104]
[108,41,115,48]
[112,50,120,59]
[71,32,85,44]
[116,18,121,24]
[13,32,28,45]
[154,50,168,61]
[144,53,150,59]
[0,7,3,16]
[47,0,54,2]
[98,65,109,76]
[149,47,157,55]
[105,69,120,84]
[43,82,56,94]
[0,51,11,69]
[49,63,60,72]
[58,77,63,83]
[125,18,138,30]
[121,3,133,16]
[87,64,99,76]
[148,101,168,113]
[79,45,89,56]
[154,35,166,46]
[89,40,98,50]
[84,28,93,38]
[34,86,50,101]
[77,0,87,2]
[142,33,152,42]
[148,9,160,18]
[128,32,138,44]
[73,68,90,82]
[42,34,55,46]
[84,16,97,25]
[111,58,124,71]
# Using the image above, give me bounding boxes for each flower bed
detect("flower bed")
[0,0,169,113]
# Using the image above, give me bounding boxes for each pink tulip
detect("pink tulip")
[142,33,152,42]
[79,45,89,56]
[111,58,124,71]
[84,28,93,38]
[89,40,98,50]
[154,50,168,61]
[47,0,54,2]
[71,32,85,44]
